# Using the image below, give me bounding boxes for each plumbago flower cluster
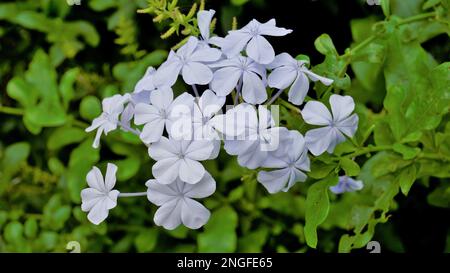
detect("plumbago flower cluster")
[82,10,361,228]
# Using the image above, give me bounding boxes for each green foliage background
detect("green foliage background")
[0,0,449,253]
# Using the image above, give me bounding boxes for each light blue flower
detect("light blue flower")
[268,53,333,105]
[220,19,292,64]
[330,176,364,194]
[210,56,267,104]
[302,94,359,156]
[257,130,310,193]
[154,36,221,86]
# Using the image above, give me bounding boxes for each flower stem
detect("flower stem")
[0,106,24,116]
[279,98,301,114]
[191,84,200,98]
[346,145,392,158]
[266,88,285,106]
[118,192,147,198]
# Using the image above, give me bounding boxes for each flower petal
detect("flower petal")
[199,89,226,118]
[148,137,179,160]
[301,101,332,126]
[179,158,206,184]
[184,172,216,198]
[303,69,333,86]
[268,67,297,89]
[242,71,267,104]
[257,168,291,194]
[305,127,334,156]
[105,163,118,191]
[154,199,182,230]
[140,119,165,144]
[86,166,105,192]
[185,140,214,161]
[182,62,213,85]
[197,9,215,40]
[134,103,160,125]
[81,188,104,212]
[288,73,309,105]
[152,157,181,184]
[210,67,242,96]
[87,199,109,225]
[330,94,355,122]
[151,87,174,110]
[246,35,275,65]
[336,114,359,137]
[154,60,182,87]
[267,52,297,69]
[259,19,292,36]
[181,198,210,229]
[221,32,252,58]
[146,179,178,205]
[190,47,222,63]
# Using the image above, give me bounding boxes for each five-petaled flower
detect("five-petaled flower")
[85,94,130,148]
[81,163,120,225]
[330,176,364,194]
[212,104,287,169]
[210,56,267,104]
[220,19,292,64]
[192,89,225,158]
[134,88,194,144]
[257,130,310,193]
[197,9,224,48]
[146,173,216,230]
[148,137,214,184]
[268,53,334,105]
[155,36,221,86]
[301,94,359,156]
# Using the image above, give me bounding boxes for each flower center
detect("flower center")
[159,109,167,119]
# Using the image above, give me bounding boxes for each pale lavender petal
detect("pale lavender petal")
[246,35,275,64]
[288,73,309,105]
[301,101,332,126]
[181,198,210,229]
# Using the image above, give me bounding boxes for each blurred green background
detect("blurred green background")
[0,0,449,253]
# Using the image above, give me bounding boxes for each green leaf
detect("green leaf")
[381,0,391,17]
[67,139,99,202]
[237,227,269,252]
[309,160,337,179]
[41,195,71,231]
[79,96,102,121]
[314,34,338,56]
[24,218,38,239]
[427,184,450,208]
[4,221,24,244]
[134,229,158,252]
[198,206,238,252]
[36,231,59,251]
[47,126,86,150]
[340,157,361,176]
[0,142,30,183]
[399,164,417,195]
[6,77,38,108]
[383,31,449,141]
[393,143,421,160]
[304,175,337,248]
[59,68,79,109]
[423,0,442,9]
[113,50,168,91]
[390,0,423,17]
